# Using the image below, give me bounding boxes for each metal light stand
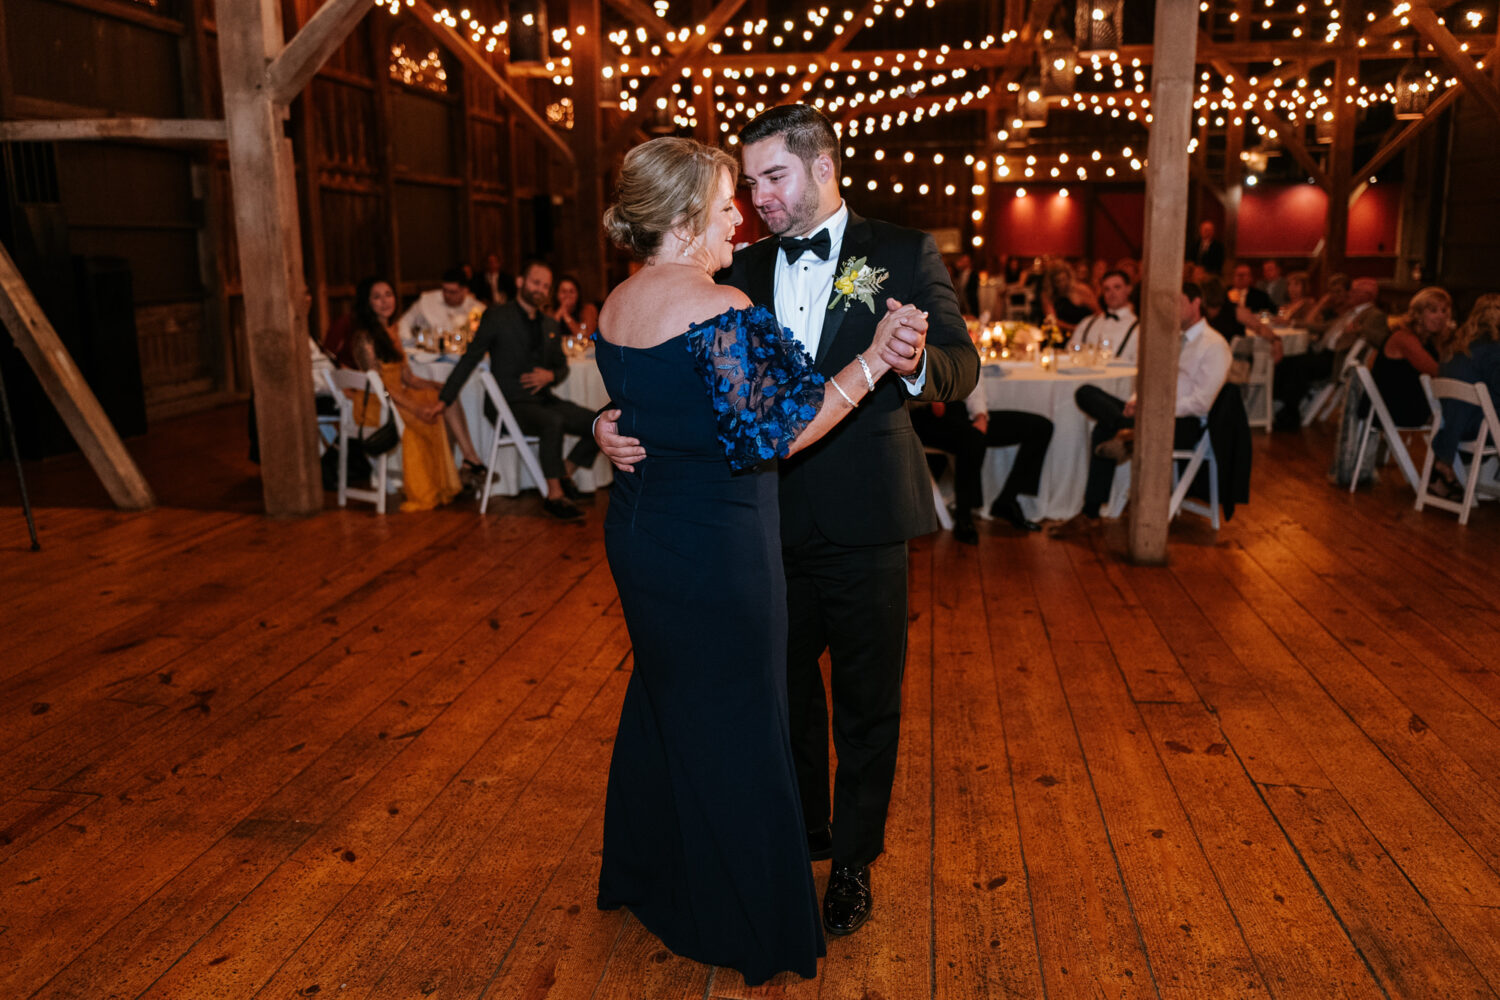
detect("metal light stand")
[0,356,40,550]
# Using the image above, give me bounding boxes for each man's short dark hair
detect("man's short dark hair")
[519,257,552,280]
[1197,276,1225,312]
[441,266,466,285]
[738,104,841,178]
[1101,269,1130,285]
[1182,281,1203,304]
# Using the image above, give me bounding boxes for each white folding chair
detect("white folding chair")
[1303,338,1369,426]
[475,370,549,514]
[1347,364,1426,495]
[1415,376,1500,525]
[1229,335,1274,431]
[1169,422,1220,530]
[921,446,956,531]
[326,369,404,514]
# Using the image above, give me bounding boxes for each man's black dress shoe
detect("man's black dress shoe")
[989,495,1041,532]
[542,497,584,520]
[807,824,833,861]
[559,478,592,503]
[952,516,979,546]
[823,863,873,936]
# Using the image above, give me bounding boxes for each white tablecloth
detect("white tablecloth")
[980,360,1137,521]
[1270,326,1309,356]
[408,351,613,495]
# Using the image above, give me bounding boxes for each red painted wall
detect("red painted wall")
[1347,183,1401,256]
[991,185,1088,257]
[1091,190,1146,264]
[1236,183,1399,258]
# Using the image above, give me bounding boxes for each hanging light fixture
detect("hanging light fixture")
[1394,61,1431,120]
[1041,41,1077,100]
[1076,0,1124,53]
[1314,109,1336,143]
[1017,76,1048,128]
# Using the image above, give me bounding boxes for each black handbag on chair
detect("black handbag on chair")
[357,382,401,457]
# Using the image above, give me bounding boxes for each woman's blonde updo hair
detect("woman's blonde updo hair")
[604,137,739,260]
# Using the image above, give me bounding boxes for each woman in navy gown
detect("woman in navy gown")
[592,137,920,985]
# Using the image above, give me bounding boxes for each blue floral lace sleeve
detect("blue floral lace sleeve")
[684,305,826,471]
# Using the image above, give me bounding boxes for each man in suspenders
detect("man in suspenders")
[1068,270,1138,363]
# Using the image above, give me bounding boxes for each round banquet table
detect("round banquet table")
[406,351,613,496]
[979,359,1137,522]
[1269,326,1309,356]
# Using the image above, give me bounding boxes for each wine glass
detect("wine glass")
[1099,338,1113,364]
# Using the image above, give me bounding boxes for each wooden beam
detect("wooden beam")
[217,0,323,517]
[604,0,682,53]
[1353,84,1462,186]
[265,0,370,105]
[571,0,607,296]
[0,241,155,510]
[409,0,576,167]
[1408,5,1500,123]
[602,0,749,159]
[790,0,880,97]
[0,117,226,143]
[1324,51,1359,274]
[1129,0,1198,566]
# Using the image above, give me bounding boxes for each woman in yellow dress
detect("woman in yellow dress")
[348,277,462,511]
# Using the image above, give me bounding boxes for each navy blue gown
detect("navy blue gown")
[595,305,827,985]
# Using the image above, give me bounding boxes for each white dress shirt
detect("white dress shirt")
[1067,305,1139,362]
[772,202,926,393]
[1173,319,1233,419]
[397,288,483,348]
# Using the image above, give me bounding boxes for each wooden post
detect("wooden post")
[1325,53,1358,276]
[1128,0,1198,565]
[570,0,607,297]
[0,242,155,510]
[217,0,323,517]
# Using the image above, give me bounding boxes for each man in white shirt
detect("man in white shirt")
[397,267,484,351]
[1055,281,1232,530]
[1067,269,1139,362]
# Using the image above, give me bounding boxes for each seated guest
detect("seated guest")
[1258,259,1288,308]
[1200,277,1246,341]
[1068,269,1139,362]
[911,380,1054,544]
[437,259,599,520]
[1278,271,1319,325]
[398,266,484,350]
[1052,282,1232,534]
[345,277,463,512]
[1272,276,1387,431]
[1228,262,1275,314]
[1371,287,1446,427]
[553,274,600,339]
[1308,272,1352,331]
[470,252,515,306]
[1042,260,1099,333]
[1428,294,1500,499]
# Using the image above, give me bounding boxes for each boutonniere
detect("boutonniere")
[828,256,889,313]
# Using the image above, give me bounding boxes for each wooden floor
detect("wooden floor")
[3,404,1500,1000]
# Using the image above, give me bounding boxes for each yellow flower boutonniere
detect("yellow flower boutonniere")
[828,256,889,313]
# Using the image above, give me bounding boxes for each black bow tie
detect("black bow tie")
[1104,311,1119,321]
[780,230,832,262]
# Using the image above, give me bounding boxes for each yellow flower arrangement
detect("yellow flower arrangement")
[828,256,889,312]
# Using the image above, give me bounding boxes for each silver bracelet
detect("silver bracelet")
[829,376,857,409]
[855,353,876,392]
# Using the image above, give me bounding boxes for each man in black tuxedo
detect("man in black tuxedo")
[597,105,977,937]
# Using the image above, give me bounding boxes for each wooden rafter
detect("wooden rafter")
[602,0,749,159]
[604,0,682,53]
[1407,5,1500,122]
[0,118,225,143]
[409,0,576,166]
[790,0,880,97]
[266,0,371,104]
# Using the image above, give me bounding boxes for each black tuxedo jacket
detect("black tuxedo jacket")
[721,210,979,546]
